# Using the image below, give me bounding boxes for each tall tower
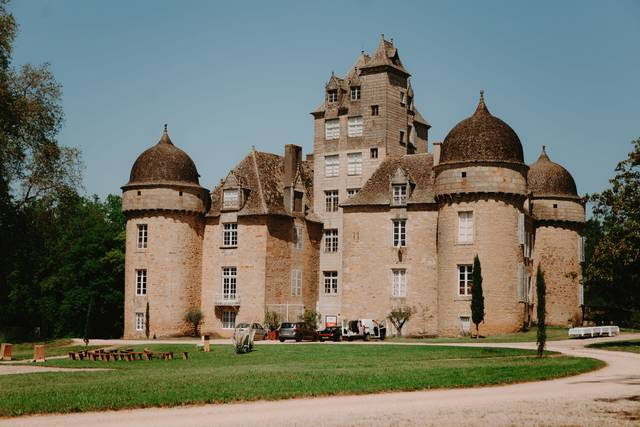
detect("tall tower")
[310,36,430,325]
[434,92,529,335]
[528,146,585,326]
[121,126,209,338]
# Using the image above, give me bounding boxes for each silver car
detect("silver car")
[234,322,267,340]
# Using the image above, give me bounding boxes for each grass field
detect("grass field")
[0,343,602,417]
[5,339,102,361]
[587,339,640,354]
[389,326,570,343]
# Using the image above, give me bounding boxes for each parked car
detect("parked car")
[318,326,342,342]
[278,322,319,342]
[341,319,386,341]
[235,322,268,341]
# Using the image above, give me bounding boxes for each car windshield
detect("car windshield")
[235,323,250,329]
[281,323,294,329]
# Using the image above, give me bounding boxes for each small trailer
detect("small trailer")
[341,319,387,341]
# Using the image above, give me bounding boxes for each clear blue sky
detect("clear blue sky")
[9,0,640,198]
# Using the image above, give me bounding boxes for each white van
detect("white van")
[341,319,387,341]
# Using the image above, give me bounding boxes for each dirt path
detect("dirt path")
[1,335,639,426]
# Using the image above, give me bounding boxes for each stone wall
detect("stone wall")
[531,198,584,223]
[122,185,208,213]
[123,212,204,338]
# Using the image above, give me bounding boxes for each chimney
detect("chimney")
[284,144,302,187]
[432,141,442,166]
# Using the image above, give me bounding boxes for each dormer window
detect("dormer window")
[327,90,338,103]
[223,189,240,209]
[392,184,407,206]
[350,86,361,100]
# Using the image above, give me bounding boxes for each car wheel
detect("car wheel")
[319,338,324,343]
[348,337,354,342]
[364,333,370,342]
[279,338,285,343]
[295,336,302,342]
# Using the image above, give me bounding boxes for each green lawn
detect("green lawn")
[0,344,602,417]
[389,326,570,343]
[587,339,640,354]
[3,339,102,361]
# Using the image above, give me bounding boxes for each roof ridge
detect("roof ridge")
[251,150,269,214]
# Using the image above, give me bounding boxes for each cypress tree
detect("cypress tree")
[470,255,484,339]
[145,301,150,340]
[536,265,547,357]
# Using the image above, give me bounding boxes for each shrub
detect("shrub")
[184,308,205,337]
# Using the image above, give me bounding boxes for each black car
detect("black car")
[318,326,342,342]
[278,322,319,342]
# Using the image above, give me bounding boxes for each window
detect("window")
[223,223,238,247]
[291,269,302,296]
[579,236,585,263]
[135,312,145,331]
[370,147,378,159]
[137,224,148,249]
[399,131,405,145]
[324,155,339,177]
[294,224,304,250]
[371,105,379,116]
[327,90,338,103]
[458,212,473,243]
[323,271,338,294]
[350,86,361,100]
[458,265,473,296]
[222,310,236,329]
[324,229,338,253]
[393,219,406,247]
[347,188,360,198]
[517,263,526,301]
[347,116,363,137]
[136,269,147,295]
[460,316,471,335]
[325,190,339,212]
[518,212,525,245]
[392,184,407,206]
[293,191,303,212]
[222,267,237,299]
[223,189,240,209]
[400,91,406,105]
[325,119,340,140]
[392,269,407,297]
[347,152,362,175]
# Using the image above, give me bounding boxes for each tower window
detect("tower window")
[136,269,147,296]
[347,116,363,137]
[137,224,148,249]
[553,204,558,208]
[347,152,362,176]
[371,105,379,116]
[325,190,339,212]
[461,171,467,178]
[222,267,237,300]
[400,91,406,106]
[458,265,473,296]
[392,269,407,297]
[323,271,338,294]
[370,147,378,159]
[325,119,340,140]
[324,155,339,177]
[291,269,302,296]
[137,191,141,196]
[324,229,339,253]
[135,312,145,331]
[393,219,406,247]
[294,224,304,250]
[350,86,361,100]
[458,211,474,244]
[222,223,238,247]
[327,90,338,103]
[399,131,405,145]
[179,191,183,196]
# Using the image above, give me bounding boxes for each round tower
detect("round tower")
[435,92,528,336]
[122,125,209,338]
[528,146,584,326]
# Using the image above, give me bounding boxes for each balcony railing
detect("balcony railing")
[214,293,240,306]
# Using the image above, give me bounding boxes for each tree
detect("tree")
[184,308,204,337]
[470,255,484,339]
[145,302,150,339]
[536,265,547,357]
[387,306,414,337]
[264,310,281,332]
[299,309,321,329]
[584,138,640,328]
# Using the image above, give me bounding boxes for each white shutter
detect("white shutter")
[579,284,584,305]
[518,213,525,245]
[517,263,525,300]
[325,119,340,140]
[347,116,363,137]
[579,236,585,262]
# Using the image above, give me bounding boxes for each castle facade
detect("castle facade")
[122,36,585,338]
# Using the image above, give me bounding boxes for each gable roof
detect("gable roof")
[207,150,314,218]
[343,153,435,207]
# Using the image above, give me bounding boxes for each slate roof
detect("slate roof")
[126,125,201,187]
[342,153,435,206]
[360,35,409,76]
[528,146,579,198]
[207,150,314,217]
[440,92,524,165]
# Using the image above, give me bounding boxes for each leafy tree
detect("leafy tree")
[264,310,281,332]
[536,265,547,357]
[470,255,484,339]
[387,306,414,337]
[184,308,204,337]
[584,138,640,328]
[299,309,321,329]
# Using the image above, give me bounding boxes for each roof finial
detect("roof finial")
[480,90,484,101]
[163,123,168,134]
[381,33,385,40]
[542,144,546,154]
[390,37,394,45]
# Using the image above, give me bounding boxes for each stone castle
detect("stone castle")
[122,36,585,338]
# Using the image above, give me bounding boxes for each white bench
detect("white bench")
[568,326,620,338]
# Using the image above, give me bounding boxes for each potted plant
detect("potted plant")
[264,310,281,340]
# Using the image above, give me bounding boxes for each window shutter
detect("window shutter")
[579,236,585,262]
[518,213,525,245]
[517,263,524,300]
[579,284,584,305]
